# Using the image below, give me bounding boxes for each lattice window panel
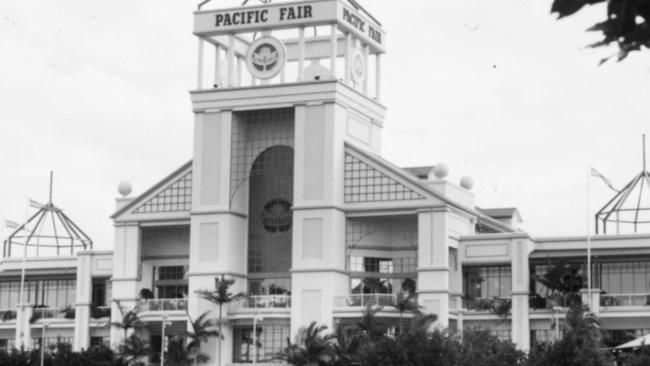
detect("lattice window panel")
[134,171,192,213]
[230,108,295,200]
[344,153,424,202]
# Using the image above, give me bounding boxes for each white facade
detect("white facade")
[2,1,650,364]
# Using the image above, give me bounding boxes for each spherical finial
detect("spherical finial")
[460,176,474,190]
[118,182,132,197]
[433,163,449,180]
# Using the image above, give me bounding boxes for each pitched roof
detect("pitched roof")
[110,160,193,219]
[477,207,523,222]
[402,166,435,180]
[346,143,514,233]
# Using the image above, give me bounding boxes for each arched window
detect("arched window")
[247,146,294,295]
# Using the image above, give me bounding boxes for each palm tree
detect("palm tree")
[393,291,421,335]
[196,274,244,366]
[356,304,386,343]
[332,326,362,366]
[279,322,336,366]
[184,311,220,365]
[118,333,152,366]
[111,300,143,341]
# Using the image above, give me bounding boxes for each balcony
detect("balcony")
[30,307,74,322]
[140,298,188,312]
[0,309,17,322]
[600,293,650,307]
[229,295,291,314]
[333,294,397,308]
[463,297,512,314]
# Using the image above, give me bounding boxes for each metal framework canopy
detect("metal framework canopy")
[596,135,650,234]
[2,177,92,258]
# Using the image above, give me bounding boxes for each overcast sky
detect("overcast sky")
[0,0,648,250]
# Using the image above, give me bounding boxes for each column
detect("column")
[510,239,531,351]
[15,304,33,350]
[417,208,451,327]
[291,103,348,336]
[110,222,140,349]
[73,252,93,351]
[190,109,246,366]
[330,25,338,79]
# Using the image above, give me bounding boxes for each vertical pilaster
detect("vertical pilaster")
[110,222,140,349]
[73,252,93,351]
[291,102,348,335]
[417,208,451,327]
[510,239,531,351]
[190,109,245,366]
[15,304,33,350]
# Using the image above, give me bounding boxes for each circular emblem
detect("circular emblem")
[350,49,366,84]
[246,37,287,80]
[260,198,292,233]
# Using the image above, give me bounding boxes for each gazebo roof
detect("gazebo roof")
[2,172,92,258]
[596,135,650,234]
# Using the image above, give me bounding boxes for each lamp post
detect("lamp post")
[161,316,171,366]
[252,314,263,366]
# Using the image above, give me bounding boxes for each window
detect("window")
[92,279,111,307]
[158,266,185,280]
[233,320,290,363]
[0,279,76,309]
[90,336,109,348]
[597,261,650,294]
[154,266,188,299]
[463,266,511,299]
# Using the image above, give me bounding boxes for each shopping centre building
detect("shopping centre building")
[2,0,650,364]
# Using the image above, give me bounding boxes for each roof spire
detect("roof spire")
[49,171,53,204]
[643,134,647,172]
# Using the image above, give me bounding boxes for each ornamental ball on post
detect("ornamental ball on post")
[118,182,132,197]
[460,176,474,190]
[433,163,450,180]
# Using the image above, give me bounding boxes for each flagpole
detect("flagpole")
[587,168,592,310]
[18,197,29,349]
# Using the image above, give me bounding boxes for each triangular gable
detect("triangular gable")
[344,147,425,203]
[111,161,193,219]
[133,170,192,214]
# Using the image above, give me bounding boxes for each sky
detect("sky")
[0,0,649,250]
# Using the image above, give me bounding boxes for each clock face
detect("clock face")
[350,49,366,84]
[246,36,287,80]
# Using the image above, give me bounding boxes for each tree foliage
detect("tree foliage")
[551,0,650,63]
[196,274,244,366]
[279,322,336,366]
[528,304,612,366]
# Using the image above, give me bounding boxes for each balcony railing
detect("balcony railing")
[31,307,70,321]
[600,293,650,307]
[333,294,397,308]
[230,295,292,310]
[463,297,511,312]
[0,309,17,322]
[140,298,188,312]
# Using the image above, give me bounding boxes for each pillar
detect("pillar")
[73,252,93,351]
[110,222,140,349]
[291,103,348,336]
[417,208,451,327]
[510,239,531,351]
[190,109,246,366]
[15,304,33,350]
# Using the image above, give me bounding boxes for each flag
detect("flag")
[5,219,19,229]
[29,199,44,209]
[591,167,618,192]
